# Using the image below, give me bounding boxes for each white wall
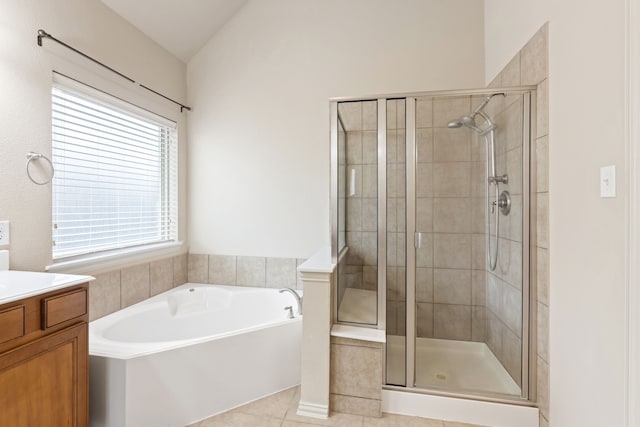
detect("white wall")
[187,0,486,258]
[0,0,187,271]
[483,1,549,83]
[485,1,628,426]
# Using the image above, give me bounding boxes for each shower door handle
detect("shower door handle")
[414,232,423,249]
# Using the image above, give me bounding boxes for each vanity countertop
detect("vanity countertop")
[0,270,94,305]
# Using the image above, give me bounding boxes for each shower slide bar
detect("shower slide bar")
[36,29,192,112]
[448,93,509,271]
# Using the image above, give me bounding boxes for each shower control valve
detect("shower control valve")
[498,191,511,215]
[491,191,511,215]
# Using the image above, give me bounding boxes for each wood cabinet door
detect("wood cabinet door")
[0,323,88,427]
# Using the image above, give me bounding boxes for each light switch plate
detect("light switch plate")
[600,165,616,198]
[0,221,9,245]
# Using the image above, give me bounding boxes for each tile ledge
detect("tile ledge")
[331,324,386,343]
[298,246,335,274]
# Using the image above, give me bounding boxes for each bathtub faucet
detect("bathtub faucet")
[279,288,302,316]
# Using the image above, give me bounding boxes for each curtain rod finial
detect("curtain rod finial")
[37,29,49,47]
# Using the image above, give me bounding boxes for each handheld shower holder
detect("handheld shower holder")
[488,174,509,184]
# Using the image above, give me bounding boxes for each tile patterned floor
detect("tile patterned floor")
[187,386,491,427]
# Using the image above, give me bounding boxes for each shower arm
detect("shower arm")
[475,100,506,272]
[472,92,506,115]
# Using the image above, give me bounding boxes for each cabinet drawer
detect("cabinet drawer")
[0,306,25,344]
[42,289,87,329]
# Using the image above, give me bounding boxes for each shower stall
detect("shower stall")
[331,87,536,403]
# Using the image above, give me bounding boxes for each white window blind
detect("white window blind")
[51,81,178,260]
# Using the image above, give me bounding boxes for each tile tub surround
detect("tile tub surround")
[189,385,494,427]
[90,252,305,322]
[189,253,307,290]
[89,253,188,321]
[489,23,549,426]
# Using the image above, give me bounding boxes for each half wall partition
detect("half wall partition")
[331,87,536,404]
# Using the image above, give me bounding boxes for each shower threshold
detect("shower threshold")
[386,335,520,396]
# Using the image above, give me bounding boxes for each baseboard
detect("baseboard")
[296,401,329,419]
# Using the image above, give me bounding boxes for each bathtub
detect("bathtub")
[89,283,303,427]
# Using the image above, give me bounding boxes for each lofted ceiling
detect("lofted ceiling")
[101,0,247,63]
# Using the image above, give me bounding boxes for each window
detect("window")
[51,79,177,260]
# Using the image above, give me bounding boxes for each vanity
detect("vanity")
[0,270,93,427]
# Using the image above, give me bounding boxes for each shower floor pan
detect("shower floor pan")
[337,289,520,395]
[386,335,520,396]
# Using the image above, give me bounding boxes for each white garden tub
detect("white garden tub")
[89,283,302,427]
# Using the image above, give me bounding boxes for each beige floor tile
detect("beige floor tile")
[364,413,444,427]
[283,421,359,427]
[443,422,490,427]
[283,416,364,427]
[282,421,322,427]
[291,385,301,404]
[198,411,281,427]
[232,387,298,419]
[193,384,497,427]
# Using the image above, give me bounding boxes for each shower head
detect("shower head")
[447,116,482,132]
[447,92,506,131]
[447,115,477,130]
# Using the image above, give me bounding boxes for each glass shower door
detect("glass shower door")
[411,92,529,397]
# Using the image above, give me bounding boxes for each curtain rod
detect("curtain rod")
[37,29,191,113]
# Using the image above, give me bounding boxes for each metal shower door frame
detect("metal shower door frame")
[330,86,537,406]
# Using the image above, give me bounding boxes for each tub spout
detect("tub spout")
[279,288,302,315]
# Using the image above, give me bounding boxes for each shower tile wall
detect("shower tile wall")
[338,101,378,305]
[413,96,487,342]
[386,100,406,335]
[484,95,524,387]
[489,23,549,426]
